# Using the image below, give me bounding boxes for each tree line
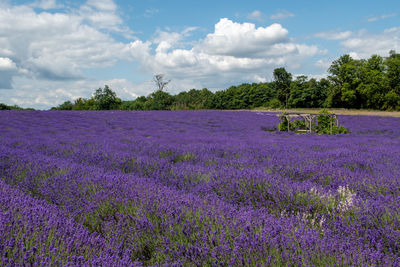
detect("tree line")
[0,103,34,110]
[46,50,400,111]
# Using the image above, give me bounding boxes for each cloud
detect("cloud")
[128,18,321,90]
[247,10,264,22]
[200,18,289,57]
[0,2,322,108]
[315,59,332,70]
[313,27,400,60]
[79,0,133,35]
[85,0,117,12]
[270,10,294,20]
[0,57,17,71]
[144,8,159,18]
[367,13,396,22]
[340,27,400,58]
[0,3,134,84]
[30,0,63,10]
[0,57,18,89]
[314,31,352,40]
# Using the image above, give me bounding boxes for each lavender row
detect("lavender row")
[0,178,134,266]
[1,110,400,265]
[2,144,398,265]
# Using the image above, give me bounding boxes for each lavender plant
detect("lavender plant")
[0,110,399,265]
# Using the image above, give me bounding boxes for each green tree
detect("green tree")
[327,55,362,108]
[356,55,386,109]
[248,83,274,108]
[53,100,73,110]
[120,96,148,110]
[288,75,308,108]
[145,90,173,110]
[71,97,93,110]
[273,67,292,108]
[0,103,11,110]
[92,85,122,110]
[383,50,400,110]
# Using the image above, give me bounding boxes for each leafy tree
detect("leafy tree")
[120,96,148,110]
[92,85,122,110]
[267,98,282,109]
[0,103,12,110]
[383,50,400,110]
[52,100,73,110]
[248,83,274,108]
[273,67,292,108]
[145,90,173,110]
[356,55,386,109]
[72,97,96,110]
[386,50,400,93]
[327,54,363,108]
[288,75,308,108]
[173,88,215,110]
[0,103,29,110]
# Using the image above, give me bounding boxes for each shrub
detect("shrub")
[277,109,349,134]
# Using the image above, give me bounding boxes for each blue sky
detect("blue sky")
[0,0,399,109]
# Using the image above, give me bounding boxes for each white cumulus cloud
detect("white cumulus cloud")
[0,57,17,71]
[0,3,133,83]
[127,18,321,91]
[341,28,400,58]
[200,18,289,57]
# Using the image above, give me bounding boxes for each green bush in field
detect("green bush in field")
[315,109,349,134]
[277,109,349,134]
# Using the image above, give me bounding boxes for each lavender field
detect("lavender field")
[1,110,400,266]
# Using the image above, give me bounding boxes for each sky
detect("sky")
[0,0,399,109]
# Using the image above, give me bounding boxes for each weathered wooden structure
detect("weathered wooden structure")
[277,113,339,134]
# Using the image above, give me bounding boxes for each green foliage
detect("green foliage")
[0,103,32,110]
[274,67,292,108]
[172,88,214,110]
[288,77,329,108]
[51,100,73,110]
[326,51,400,110]
[92,85,122,110]
[267,98,283,109]
[145,90,173,110]
[315,109,349,134]
[277,115,293,131]
[327,55,363,108]
[278,110,349,135]
[73,98,94,110]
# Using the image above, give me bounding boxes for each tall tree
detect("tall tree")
[153,74,170,91]
[146,90,173,110]
[273,67,292,108]
[327,54,362,108]
[383,50,400,110]
[356,55,385,109]
[92,85,121,110]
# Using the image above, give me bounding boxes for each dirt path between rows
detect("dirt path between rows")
[251,108,400,117]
